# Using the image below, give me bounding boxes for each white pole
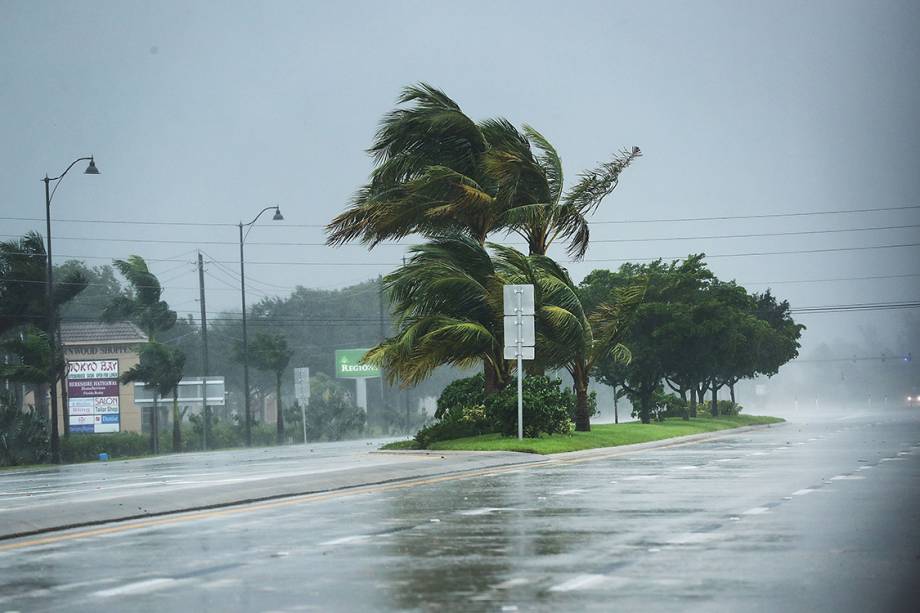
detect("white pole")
[516,289,523,440]
[301,402,307,444]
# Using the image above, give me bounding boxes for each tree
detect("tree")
[326,83,640,259]
[585,257,712,423]
[242,333,294,443]
[101,255,177,340]
[120,342,185,454]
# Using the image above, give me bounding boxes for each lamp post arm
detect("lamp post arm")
[46,156,94,205]
[241,206,280,243]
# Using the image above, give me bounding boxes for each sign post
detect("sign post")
[294,367,310,444]
[503,285,535,440]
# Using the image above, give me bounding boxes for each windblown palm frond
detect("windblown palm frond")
[0,327,57,385]
[103,255,176,339]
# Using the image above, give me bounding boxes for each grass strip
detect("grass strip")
[382,415,783,454]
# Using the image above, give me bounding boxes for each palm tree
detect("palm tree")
[493,247,645,430]
[326,83,640,259]
[1,233,87,457]
[101,255,176,340]
[365,234,510,395]
[245,333,294,444]
[120,342,185,454]
[364,235,644,431]
[0,327,59,386]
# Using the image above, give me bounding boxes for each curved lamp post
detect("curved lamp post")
[43,156,99,463]
[239,206,283,446]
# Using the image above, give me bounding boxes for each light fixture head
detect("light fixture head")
[84,158,100,175]
[272,207,284,221]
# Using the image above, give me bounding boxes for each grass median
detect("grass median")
[382,414,784,454]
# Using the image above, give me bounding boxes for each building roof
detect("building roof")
[60,321,148,345]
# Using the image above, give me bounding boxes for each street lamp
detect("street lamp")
[239,206,283,446]
[43,156,99,463]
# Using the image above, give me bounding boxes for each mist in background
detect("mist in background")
[2,0,918,407]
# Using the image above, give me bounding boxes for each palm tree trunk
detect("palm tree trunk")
[172,392,181,452]
[276,372,284,444]
[484,361,502,396]
[680,386,689,420]
[689,386,698,418]
[613,383,619,424]
[730,382,736,405]
[573,361,591,432]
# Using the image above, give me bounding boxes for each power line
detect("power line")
[590,204,920,224]
[790,300,920,314]
[2,204,918,229]
[579,242,920,263]
[5,222,919,247]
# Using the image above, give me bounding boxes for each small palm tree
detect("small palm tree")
[120,342,185,454]
[244,333,294,444]
[493,247,645,431]
[364,234,510,395]
[102,255,176,340]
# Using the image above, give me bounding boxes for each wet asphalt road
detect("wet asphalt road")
[1,407,918,612]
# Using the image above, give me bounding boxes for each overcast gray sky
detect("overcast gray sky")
[2,0,918,356]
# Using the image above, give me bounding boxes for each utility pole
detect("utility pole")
[198,252,210,450]
[378,275,386,432]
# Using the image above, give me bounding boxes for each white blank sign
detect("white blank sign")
[503,285,535,316]
[504,315,535,346]
[504,345,535,360]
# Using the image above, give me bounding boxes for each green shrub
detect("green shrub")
[487,376,574,438]
[658,392,689,418]
[0,393,50,466]
[415,403,491,448]
[435,374,484,419]
[712,399,742,416]
[61,432,149,462]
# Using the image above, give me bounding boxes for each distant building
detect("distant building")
[56,321,148,434]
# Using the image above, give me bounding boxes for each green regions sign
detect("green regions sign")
[335,348,380,379]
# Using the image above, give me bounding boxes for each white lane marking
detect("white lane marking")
[830,475,865,481]
[858,466,873,471]
[200,578,239,590]
[666,532,722,545]
[742,507,770,515]
[792,489,815,496]
[553,489,586,496]
[608,480,618,484]
[673,465,698,471]
[880,458,906,462]
[808,438,818,441]
[493,577,531,589]
[320,534,370,546]
[458,507,517,516]
[549,574,607,592]
[897,451,910,456]
[715,458,737,462]
[749,452,767,456]
[622,475,658,481]
[93,578,178,598]
[501,606,519,612]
